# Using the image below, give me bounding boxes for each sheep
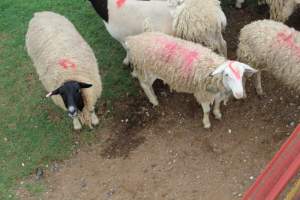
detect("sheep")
[124,32,257,129]
[237,19,300,95]
[236,0,299,22]
[26,11,102,130]
[172,0,228,56]
[88,0,228,63]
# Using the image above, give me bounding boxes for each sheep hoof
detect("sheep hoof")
[150,99,159,107]
[258,93,266,99]
[151,101,159,107]
[74,124,82,130]
[235,3,242,9]
[122,58,130,66]
[214,113,222,120]
[204,124,211,129]
[91,114,100,126]
[257,90,265,98]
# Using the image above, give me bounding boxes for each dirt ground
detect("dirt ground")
[17,5,300,200]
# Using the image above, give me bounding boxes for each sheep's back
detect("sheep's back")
[126,32,225,93]
[173,0,224,43]
[238,19,300,91]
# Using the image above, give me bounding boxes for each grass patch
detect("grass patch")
[0,0,136,199]
[24,182,46,198]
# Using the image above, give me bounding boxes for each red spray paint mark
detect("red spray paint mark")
[116,0,126,8]
[228,61,241,80]
[277,30,300,58]
[155,37,200,77]
[181,51,199,77]
[163,42,178,62]
[58,59,77,70]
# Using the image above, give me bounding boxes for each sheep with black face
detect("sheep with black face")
[26,11,102,130]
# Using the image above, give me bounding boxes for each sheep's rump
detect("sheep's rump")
[126,32,225,93]
[105,0,174,43]
[265,0,298,22]
[237,19,300,91]
[26,11,102,111]
[173,0,226,44]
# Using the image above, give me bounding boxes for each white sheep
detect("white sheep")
[236,0,299,22]
[237,19,300,95]
[26,11,102,130]
[173,0,227,56]
[125,32,257,128]
[88,0,228,62]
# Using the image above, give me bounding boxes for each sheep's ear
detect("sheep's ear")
[243,64,258,76]
[46,88,60,98]
[211,64,226,76]
[78,82,92,89]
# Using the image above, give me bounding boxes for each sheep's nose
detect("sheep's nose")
[234,92,244,99]
[68,106,77,117]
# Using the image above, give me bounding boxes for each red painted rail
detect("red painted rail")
[242,124,300,200]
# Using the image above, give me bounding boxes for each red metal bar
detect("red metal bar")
[242,124,300,200]
[266,153,300,200]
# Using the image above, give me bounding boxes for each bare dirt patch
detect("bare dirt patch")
[17,5,300,200]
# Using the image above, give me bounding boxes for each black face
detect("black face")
[47,81,92,117]
[88,0,109,23]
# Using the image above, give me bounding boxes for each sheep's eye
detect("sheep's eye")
[225,73,229,77]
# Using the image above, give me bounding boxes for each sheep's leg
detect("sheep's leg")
[131,68,138,78]
[200,102,212,129]
[242,77,247,98]
[254,71,264,96]
[257,0,265,5]
[121,42,130,66]
[138,72,158,106]
[91,111,99,126]
[223,95,230,106]
[235,0,244,8]
[73,117,82,130]
[213,95,222,120]
[123,53,130,66]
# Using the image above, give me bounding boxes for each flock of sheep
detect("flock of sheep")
[25,0,300,130]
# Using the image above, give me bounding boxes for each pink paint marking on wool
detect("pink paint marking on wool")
[155,37,199,77]
[116,0,126,8]
[228,61,241,80]
[58,59,76,70]
[276,30,300,59]
[277,31,294,48]
[163,41,178,62]
[181,50,199,77]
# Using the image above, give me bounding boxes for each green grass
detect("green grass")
[24,182,46,198]
[0,0,136,199]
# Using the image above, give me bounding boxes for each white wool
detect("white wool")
[125,32,256,128]
[26,11,102,128]
[125,32,231,128]
[91,0,227,58]
[104,0,174,44]
[172,0,227,56]
[236,0,299,22]
[237,19,300,92]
